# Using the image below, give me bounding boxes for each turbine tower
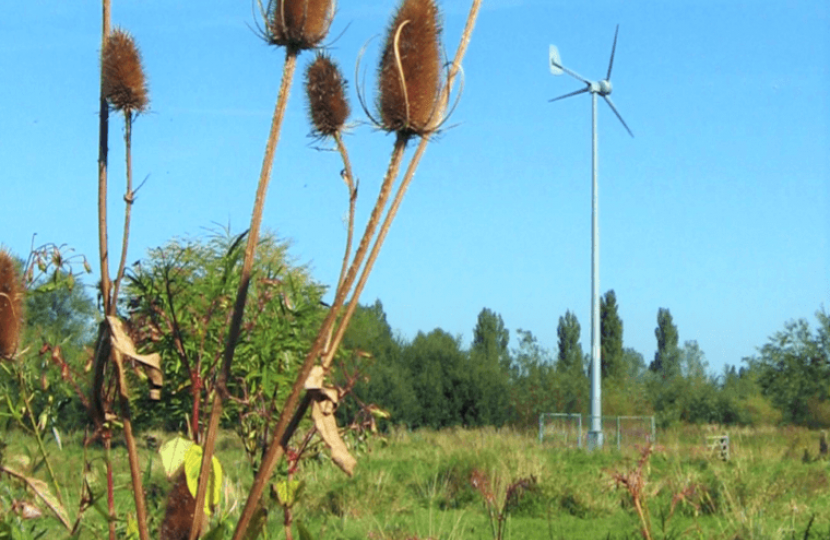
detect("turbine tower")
[549,25,633,450]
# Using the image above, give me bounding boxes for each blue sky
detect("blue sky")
[1,1,827,376]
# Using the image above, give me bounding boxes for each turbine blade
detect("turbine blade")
[550,58,592,85]
[607,24,619,81]
[603,95,634,137]
[549,86,590,103]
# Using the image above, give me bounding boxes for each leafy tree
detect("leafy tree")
[25,279,96,365]
[748,307,830,425]
[472,308,510,369]
[674,341,719,423]
[123,228,327,447]
[649,308,680,379]
[342,300,399,364]
[341,300,413,428]
[401,329,468,429]
[509,329,559,426]
[557,311,584,375]
[621,347,646,380]
[600,290,624,379]
[468,308,511,426]
[556,311,587,413]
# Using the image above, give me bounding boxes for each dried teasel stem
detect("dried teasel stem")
[228,2,483,539]
[97,0,112,318]
[304,53,356,291]
[0,249,24,360]
[324,0,481,364]
[332,131,357,294]
[100,23,152,540]
[191,50,301,540]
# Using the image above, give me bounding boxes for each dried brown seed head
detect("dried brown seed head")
[306,53,350,137]
[264,0,335,51]
[377,0,442,137]
[102,28,149,115]
[0,250,24,359]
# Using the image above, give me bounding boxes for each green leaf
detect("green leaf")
[274,480,303,508]
[183,443,223,514]
[125,513,139,540]
[158,436,193,478]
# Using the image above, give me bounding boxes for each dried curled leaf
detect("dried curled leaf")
[107,316,163,399]
[305,366,356,475]
[0,465,70,530]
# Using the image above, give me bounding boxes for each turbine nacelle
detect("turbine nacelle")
[548,24,633,138]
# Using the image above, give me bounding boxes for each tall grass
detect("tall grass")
[3,425,830,538]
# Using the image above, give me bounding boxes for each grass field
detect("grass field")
[2,425,829,539]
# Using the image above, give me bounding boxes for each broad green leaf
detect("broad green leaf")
[158,436,193,478]
[183,444,223,513]
[274,480,303,508]
[125,513,139,540]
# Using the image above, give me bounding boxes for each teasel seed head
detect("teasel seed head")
[0,250,24,359]
[377,0,443,137]
[262,0,335,52]
[306,53,350,137]
[102,28,149,115]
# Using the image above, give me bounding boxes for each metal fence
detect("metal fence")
[538,413,655,450]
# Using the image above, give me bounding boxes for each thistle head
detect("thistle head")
[0,250,24,359]
[305,53,350,137]
[376,0,443,137]
[102,28,149,115]
[262,0,335,52]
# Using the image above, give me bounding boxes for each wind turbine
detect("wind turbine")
[549,25,633,450]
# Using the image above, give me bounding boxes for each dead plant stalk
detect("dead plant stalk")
[189,49,299,540]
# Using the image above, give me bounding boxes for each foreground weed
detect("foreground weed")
[470,468,536,540]
[609,445,656,540]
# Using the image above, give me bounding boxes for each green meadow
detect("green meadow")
[3,425,829,539]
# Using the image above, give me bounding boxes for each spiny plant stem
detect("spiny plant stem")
[190,49,299,540]
[97,0,112,316]
[324,0,482,364]
[231,133,409,540]
[333,131,356,295]
[111,111,133,307]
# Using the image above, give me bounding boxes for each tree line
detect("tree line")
[342,293,830,430]
[3,234,828,434]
